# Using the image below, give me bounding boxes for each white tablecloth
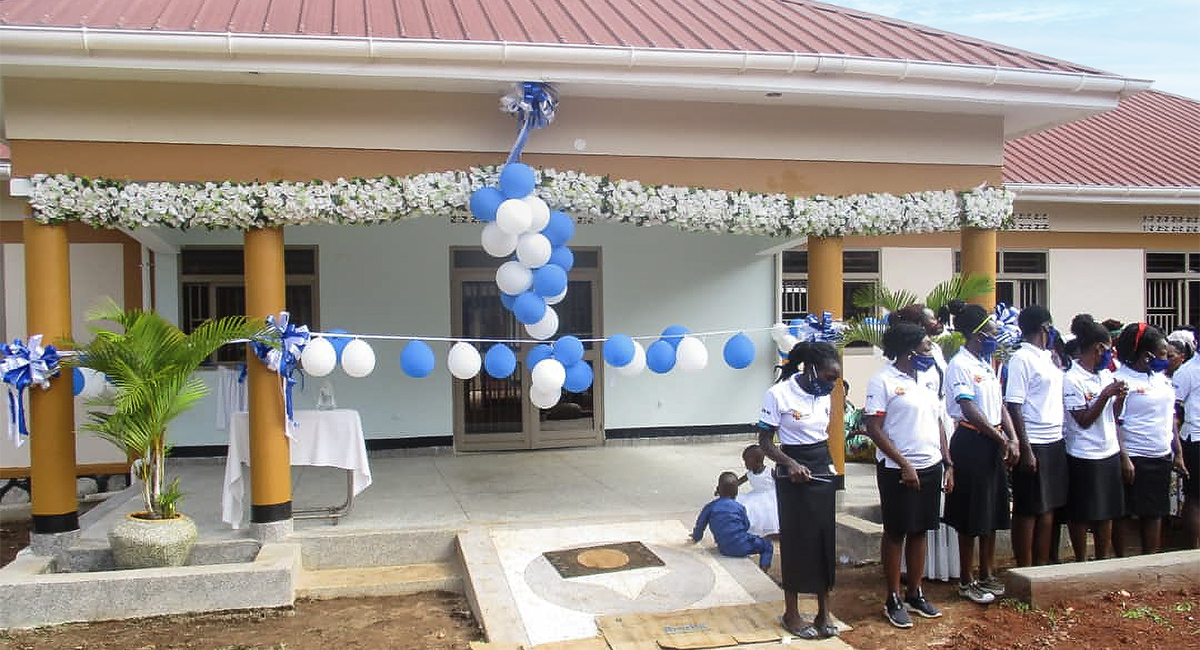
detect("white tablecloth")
[222,409,372,529]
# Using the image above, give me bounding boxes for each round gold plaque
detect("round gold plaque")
[575,548,630,570]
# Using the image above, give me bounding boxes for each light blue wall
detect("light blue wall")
[161,219,780,446]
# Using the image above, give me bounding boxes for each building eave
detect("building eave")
[1006,183,1200,205]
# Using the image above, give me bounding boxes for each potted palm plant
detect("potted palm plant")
[69,299,265,569]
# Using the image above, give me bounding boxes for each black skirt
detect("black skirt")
[877,461,943,535]
[776,442,837,594]
[943,425,1011,536]
[1183,440,1200,499]
[1124,454,1173,518]
[1066,452,1124,522]
[1012,439,1069,516]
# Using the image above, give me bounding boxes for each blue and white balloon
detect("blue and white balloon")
[326,329,352,360]
[531,358,566,391]
[527,344,554,369]
[617,341,647,376]
[300,336,337,377]
[496,198,533,236]
[530,385,561,410]
[553,336,585,366]
[660,325,690,350]
[496,261,533,295]
[483,344,517,379]
[400,340,436,378]
[525,306,559,340]
[722,333,756,369]
[500,162,537,199]
[447,342,482,380]
[341,339,376,378]
[512,291,547,325]
[676,336,708,372]
[546,288,567,305]
[469,187,505,222]
[603,334,636,368]
[548,246,574,272]
[563,361,594,393]
[516,233,552,268]
[543,211,575,247]
[646,340,676,374]
[481,222,519,257]
[531,264,568,298]
[523,195,551,232]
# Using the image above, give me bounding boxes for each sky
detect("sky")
[830,0,1200,99]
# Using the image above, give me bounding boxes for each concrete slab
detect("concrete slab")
[296,561,461,599]
[1006,549,1200,607]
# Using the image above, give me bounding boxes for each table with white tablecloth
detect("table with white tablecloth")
[222,409,372,529]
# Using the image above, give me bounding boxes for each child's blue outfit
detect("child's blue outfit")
[692,496,773,569]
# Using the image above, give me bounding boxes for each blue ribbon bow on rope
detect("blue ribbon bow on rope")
[251,312,309,430]
[1,334,61,446]
[500,81,559,163]
[796,311,846,344]
[994,303,1022,348]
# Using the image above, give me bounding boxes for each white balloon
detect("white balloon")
[79,368,107,399]
[447,342,482,380]
[530,385,561,410]
[777,334,799,354]
[300,337,337,377]
[676,336,709,372]
[495,261,533,295]
[617,341,647,376]
[341,339,376,378]
[524,306,559,340]
[771,322,790,344]
[546,288,567,305]
[531,358,566,391]
[495,198,533,236]
[481,223,518,258]
[516,233,552,269]
[523,195,551,233]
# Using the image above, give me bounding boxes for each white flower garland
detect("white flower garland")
[28,167,1013,236]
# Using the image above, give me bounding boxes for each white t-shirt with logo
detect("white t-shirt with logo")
[1172,356,1200,442]
[759,374,831,445]
[1062,364,1120,459]
[1115,366,1176,457]
[944,347,1003,426]
[1004,343,1064,444]
[865,363,944,470]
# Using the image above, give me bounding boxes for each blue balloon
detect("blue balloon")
[327,329,352,360]
[543,211,575,247]
[500,163,536,199]
[499,292,518,312]
[548,246,574,272]
[72,367,85,396]
[399,340,436,378]
[531,264,568,298]
[469,187,505,222]
[722,333,756,369]
[513,291,547,325]
[660,325,690,350]
[563,361,594,393]
[527,344,554,368]
[553,336,585,366]
[484,344,517,379]
[603,334,636,368]
[646,340,677,374]
[788,318,805,338]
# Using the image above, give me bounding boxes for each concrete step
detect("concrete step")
[295,561,463,600]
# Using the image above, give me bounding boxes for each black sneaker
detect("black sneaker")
[885,593,913,629]
[905,591,943,618]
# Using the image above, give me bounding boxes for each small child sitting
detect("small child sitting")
[737,444,779,537]
[691,471,774,570]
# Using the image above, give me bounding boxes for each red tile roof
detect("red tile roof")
[1004,90,1200,188]
[0,0,1109,76]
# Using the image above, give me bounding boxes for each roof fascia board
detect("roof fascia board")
[1007,183,1200,205]
[0,26,1152,102]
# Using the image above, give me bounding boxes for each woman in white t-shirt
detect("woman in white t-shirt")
[756,341,842,641]
[865,322,951,630]
[1170,330,1200,549]
[1112,323,1187,556]
[1004,304,1067,567]
[1062,316,1127,561]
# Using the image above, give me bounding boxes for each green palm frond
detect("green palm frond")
[851,284,919,314]
[925,274,994,313]
[839,320,886,350]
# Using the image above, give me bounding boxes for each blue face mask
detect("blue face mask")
[1147,356,1170,373]
[979,335,998,359]
[1045,326,1060,349]
[911,353,937,372]
[1095,349,1113,373]
[804,372,835,397]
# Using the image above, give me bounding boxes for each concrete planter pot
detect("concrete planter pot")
[108,512,198,569]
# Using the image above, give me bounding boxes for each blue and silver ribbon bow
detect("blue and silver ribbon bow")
[994,303,1021,348]
[796,311,846,343]
[251,312,309,430]
[2,334,62,446]
[500,81,559,163]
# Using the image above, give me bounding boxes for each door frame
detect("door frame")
[449,246,604,451]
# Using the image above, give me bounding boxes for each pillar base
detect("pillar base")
[250,519,293,543]
[30,528,81,559]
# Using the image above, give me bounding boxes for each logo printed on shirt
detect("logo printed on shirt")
[973,375,984,383]
[894,387,906,396]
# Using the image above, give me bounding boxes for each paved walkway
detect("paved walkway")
[83,439,880,541]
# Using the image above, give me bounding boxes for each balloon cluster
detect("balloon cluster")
[472,162,576,341]
[601,327,757,376]
[993,303,1021,348]
[771,311,845,356]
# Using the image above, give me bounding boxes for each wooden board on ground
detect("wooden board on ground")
[596,601,787,650]
[526,638,610,650]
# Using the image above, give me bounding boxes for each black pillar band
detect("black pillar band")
[32,511,80,534]
[251,501,292,523]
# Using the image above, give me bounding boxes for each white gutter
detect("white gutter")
[0,26,1153,98]
[0,162,10,181]
[1007,183,1200,205]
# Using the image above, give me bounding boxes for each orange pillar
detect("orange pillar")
[244,227,291,527]
[808,236,846,480]
[961,227,997,308]
[23,220,78,538]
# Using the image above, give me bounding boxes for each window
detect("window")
[180,247,319,363]
[1145,252,1200,333]
[954,250,1047,309]
[780,250,880,347]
